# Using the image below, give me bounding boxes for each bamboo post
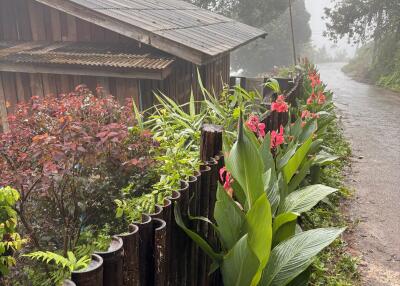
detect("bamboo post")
[197,165,211,286]
[134,214,153,286]
[200,124,223,163]
[153,218,167,286]
[95,237,124,286]
[117,225,140,286]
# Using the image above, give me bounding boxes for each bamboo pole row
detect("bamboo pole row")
[67,124,224,286]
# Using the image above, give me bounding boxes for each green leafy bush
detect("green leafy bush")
[0,187,26,278]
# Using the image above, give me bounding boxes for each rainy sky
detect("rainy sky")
[305,0,357,57]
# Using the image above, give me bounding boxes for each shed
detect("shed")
[0,0,266,131]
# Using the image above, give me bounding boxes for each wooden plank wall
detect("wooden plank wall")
[0,0,231,130]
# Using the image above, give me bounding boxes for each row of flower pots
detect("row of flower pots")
[62,155,221,286]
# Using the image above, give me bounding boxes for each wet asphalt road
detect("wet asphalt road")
[318,63,400,286]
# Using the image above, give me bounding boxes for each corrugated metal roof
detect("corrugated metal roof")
[0,42,175,70]
[35,0,267,64]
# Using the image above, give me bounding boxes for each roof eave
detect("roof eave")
[0,62,173,80]
[34,0,267,66]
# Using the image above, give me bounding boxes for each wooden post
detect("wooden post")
[117,225,140,286]
[153,218,167,286]
[134,214,153,286]
[200,124,223,162]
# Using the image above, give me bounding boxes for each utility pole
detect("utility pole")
[289,0,297,65]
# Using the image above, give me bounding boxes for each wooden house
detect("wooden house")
[0,0,266,131]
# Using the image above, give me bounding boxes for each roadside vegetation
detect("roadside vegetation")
[0,60,360,285]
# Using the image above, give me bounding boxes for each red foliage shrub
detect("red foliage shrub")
[0,87,155,251]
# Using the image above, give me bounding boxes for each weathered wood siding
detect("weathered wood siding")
[0,0,231,131]
[141,54,230,109]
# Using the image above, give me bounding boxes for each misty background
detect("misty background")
[228,0,356,76]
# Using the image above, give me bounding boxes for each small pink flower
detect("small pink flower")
[270,125,285,149]
[271,95,289,113]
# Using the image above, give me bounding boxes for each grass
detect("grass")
[302,113,361,286]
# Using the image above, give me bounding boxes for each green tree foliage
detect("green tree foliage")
[232,0,311,75]
[187,0,289,27]
[324,0,400,44]
[186,0,312,75]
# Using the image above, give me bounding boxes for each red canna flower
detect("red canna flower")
[219,167,234,197]
[309,72,321,88]
[301,110,311,119]
[270,125,285,149]
[246,115,266,138]
[246,115,259,132]
[258,123,266,138]
[271,95,289,113]
[317,92,326,105]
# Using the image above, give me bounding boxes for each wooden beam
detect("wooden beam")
[0,63,172,80]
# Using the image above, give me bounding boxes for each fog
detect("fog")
[305,0,356,58]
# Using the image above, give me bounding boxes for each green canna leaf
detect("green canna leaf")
[279,184,337,214]
[260,228,345,286]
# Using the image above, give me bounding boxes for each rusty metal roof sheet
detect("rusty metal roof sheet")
[0,42,175,71]
[35,0,267,64]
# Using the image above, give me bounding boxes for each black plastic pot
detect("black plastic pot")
[95,236,124,286]
[117,224,140,286]
[63,279,76,286]
[71,254,103,286]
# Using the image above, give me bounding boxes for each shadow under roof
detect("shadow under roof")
[0,41,175,80]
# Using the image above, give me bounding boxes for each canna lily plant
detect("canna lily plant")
[175,113,345,286]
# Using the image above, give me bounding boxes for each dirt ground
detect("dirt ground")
[319,63,400,286]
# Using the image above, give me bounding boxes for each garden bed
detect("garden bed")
[0,61,357,286]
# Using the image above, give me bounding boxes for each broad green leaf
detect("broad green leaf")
[277,144,298,170]
[287,160,312,193]
[272,212,298,246]
[226,116,265,209]
[174,204,222,263]
[189,91,196,117]
[246,195,272,285]
[279,185,337,214]
[308,139,323,155]
[298,120,317,143]
[215,186,246,250]
[282,136,313,184]
[221,235,259,286]
[265,170,280,215]
[260,228,345,286]
[132,100,143,130]
[260,133,275,172]
[314,151,339,166]
[286,267,311,286]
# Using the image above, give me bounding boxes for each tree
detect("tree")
[186,0,290,27]
[324,0,400,44]
[231,0,311,75]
